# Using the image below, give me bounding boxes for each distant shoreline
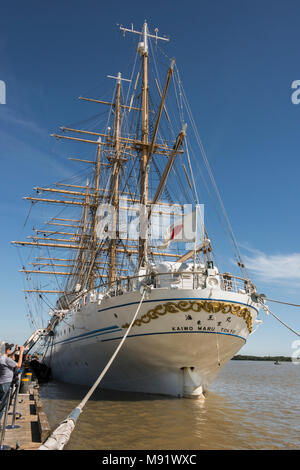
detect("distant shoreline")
[232,355,291,362]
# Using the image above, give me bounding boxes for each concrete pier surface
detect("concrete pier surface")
[1,382,51,450]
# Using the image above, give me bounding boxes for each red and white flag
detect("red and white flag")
[158,211,197,249]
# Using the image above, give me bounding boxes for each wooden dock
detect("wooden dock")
[1,381,51,450]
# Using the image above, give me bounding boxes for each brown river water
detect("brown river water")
[39,361,300,450]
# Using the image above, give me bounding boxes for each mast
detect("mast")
[139,21,149,270]
[105,71,131,286]
[109,73,122,286]
[76,181,90,290]
[119,21,170,271]
[89,138,102,290]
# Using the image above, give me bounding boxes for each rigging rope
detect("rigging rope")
[39,289,146,450]
[265,298,300,308]
[259,300,300,337]
[23,201,35,227]
[174,64,249,278]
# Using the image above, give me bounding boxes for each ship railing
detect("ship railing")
[97,271,255,298]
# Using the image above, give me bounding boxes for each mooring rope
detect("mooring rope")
[259,300,300,337]
[77,289,146,412]
[39,289,146,450]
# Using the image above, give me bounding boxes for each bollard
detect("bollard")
[25,372,32,384]
[19,378,30,394]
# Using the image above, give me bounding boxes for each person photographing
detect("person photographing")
[0,343,24,424]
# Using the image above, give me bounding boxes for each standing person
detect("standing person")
[0,343,24,423]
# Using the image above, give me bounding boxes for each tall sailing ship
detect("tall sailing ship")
[13,22,262,398]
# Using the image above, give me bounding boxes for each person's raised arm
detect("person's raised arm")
[16,346,24,369]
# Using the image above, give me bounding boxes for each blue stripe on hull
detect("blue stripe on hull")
[101,330,247,342]
[55,328,246,347]
[54,325,120,346]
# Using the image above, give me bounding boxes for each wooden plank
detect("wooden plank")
[1,383,51,450]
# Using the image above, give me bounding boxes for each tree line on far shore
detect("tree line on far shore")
[232,355,291,362]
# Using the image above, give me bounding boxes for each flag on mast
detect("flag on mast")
[158,208,203,250]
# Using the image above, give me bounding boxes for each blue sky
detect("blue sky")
[1,0,300,356]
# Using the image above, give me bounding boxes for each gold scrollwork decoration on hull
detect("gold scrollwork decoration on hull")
[121,300,253,333]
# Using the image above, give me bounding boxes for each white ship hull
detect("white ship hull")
[48,287,259,397]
